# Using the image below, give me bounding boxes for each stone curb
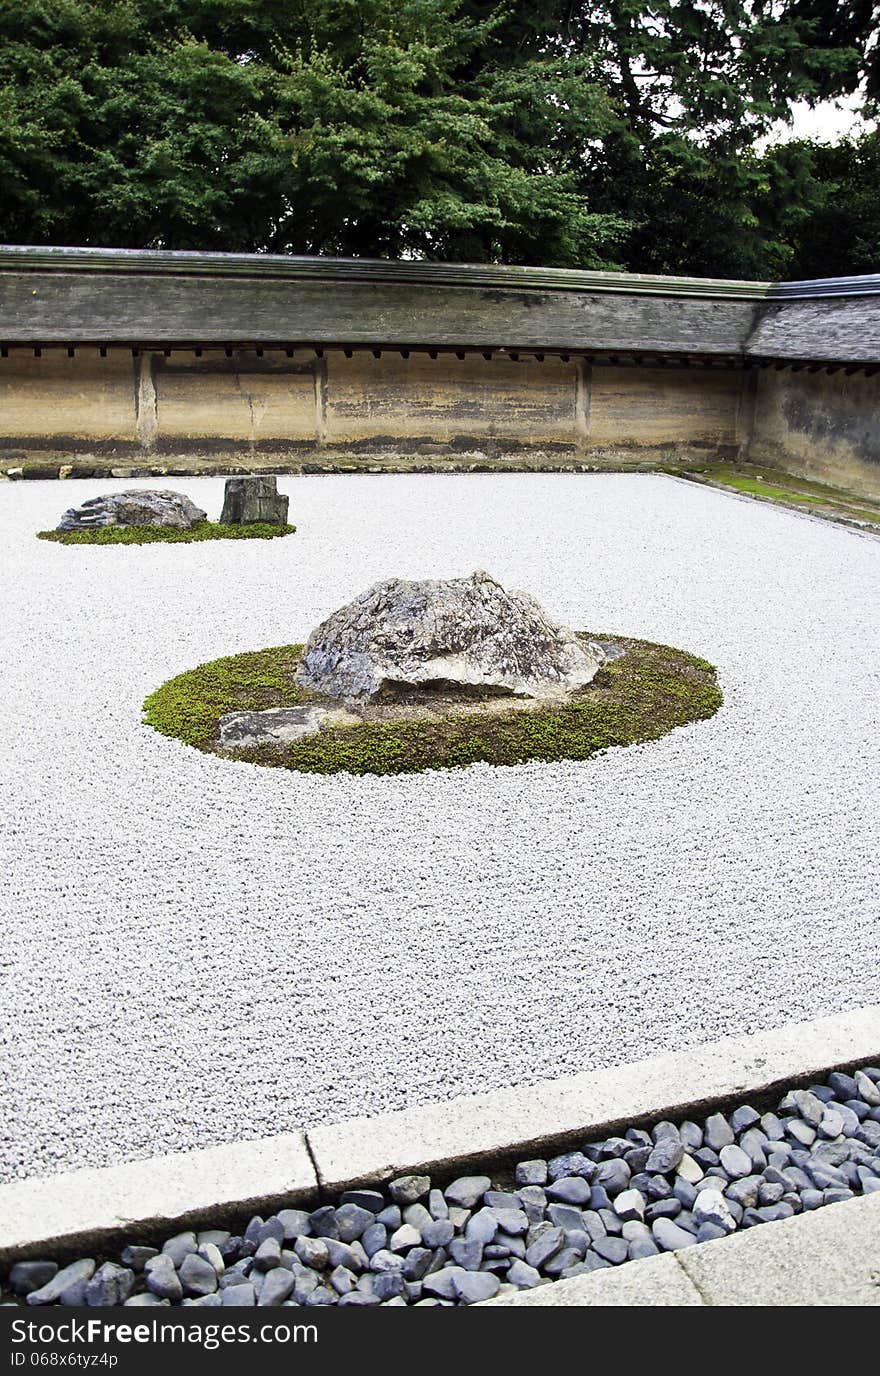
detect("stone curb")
[307,1003,880,1192]
[482,1190,880,1307]
[1,1003,878,1265]
[0,1134,316,1263]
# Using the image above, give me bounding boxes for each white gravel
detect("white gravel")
[1,472,879,1184]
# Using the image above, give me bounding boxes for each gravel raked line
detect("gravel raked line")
[5,1065,880,1306]
[1,473,879,1182]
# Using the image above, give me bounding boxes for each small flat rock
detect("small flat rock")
[452,1271,500,1305]
[704,1113,735,1152]
[525,1226,566,1269]
[444,1175,492,1209]
[506,1259,543,1289]
[719,1143,753,1179]
[856,1071,880,1107]
[221,1284,256,1307]
[515,1160,549,1187]
[675,1153,705,1184]
[613,1188,646,1222]
[218,705,358,749]
[651,1218,698,1252]
[422,1268,467,1301]
[546,1175,591,1205]
[593,1159,631,1196]
[730,1105,761,1135]
[9,1262,58,1296]
[179,1254,219,1296]
[144,1255,183,1302]
[162,1232,198,1267]
[26,1258,96,1307]
[388,1174,431,1205]
[335,1203,376,1242]
[693,1188,737,1234]
[421,1218,454,1248]
[645,1138,685,1174]
[389,1224,422,1252]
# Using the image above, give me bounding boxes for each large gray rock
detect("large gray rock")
[57,489,206,531]
[220,476,289,526]
[296,571,606,704]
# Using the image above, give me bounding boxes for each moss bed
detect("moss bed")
[37,522,296,546]
[143,636,722,777]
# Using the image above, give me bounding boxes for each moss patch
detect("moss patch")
[143,637,722,777]
[676,463,880,528]
[37,522,296,546]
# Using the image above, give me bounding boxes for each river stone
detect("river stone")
[220,476,289,526]
[57,489,207,531]
[295,570,606,704]
[218,705,359,749]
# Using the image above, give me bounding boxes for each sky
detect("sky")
[775,94,874,145]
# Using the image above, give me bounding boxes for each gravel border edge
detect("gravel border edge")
[482,1190,880,1306]
[2,1004,878,1265]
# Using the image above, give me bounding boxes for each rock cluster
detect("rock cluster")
[296,570,606,704]
[220,476,289,526]
[57,490,207,532]
[5,1065,879,1308]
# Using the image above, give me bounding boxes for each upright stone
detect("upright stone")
[221,476,289,526]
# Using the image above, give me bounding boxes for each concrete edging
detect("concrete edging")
[1,1003,878,1265]
[0,1135,316,1263]
[307,1003,880,1192]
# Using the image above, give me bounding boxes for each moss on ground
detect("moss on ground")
[143,637,722,777]
[676,464,880,528]
[37,522,296,546]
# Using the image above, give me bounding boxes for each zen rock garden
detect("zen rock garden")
[6,1064,879,1308]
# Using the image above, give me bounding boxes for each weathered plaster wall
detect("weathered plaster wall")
[589,366,743,447]
[748,368,880,498]
[0,347,743,461]
[150,351,318,443]
[324,352,583,447]
[0,349,137,442]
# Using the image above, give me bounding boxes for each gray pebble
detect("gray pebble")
[257,1269,296,1305]
[388,1175,430,1205]
[452,1271,500,1304]
[9,1262,58,1296]
[525,1226,565,1269]
[335,1203,376,1242]
[651,1218,697,1251]
[422,1218,454,1248]
[507,1259,543,1288]
[145,1255,182,1302]
[444,1176,491,1209]
[719,1143,753,1179]
[179,1254,219,1296]
[645,1138,684,1174]
[704,1114,734,1152]
[516,1160,548,1187]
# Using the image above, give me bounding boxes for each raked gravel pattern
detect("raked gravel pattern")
[1,473,879,1183]
[5,1066,880,1306]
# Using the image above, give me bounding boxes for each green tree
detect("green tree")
[0,0,877,274]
